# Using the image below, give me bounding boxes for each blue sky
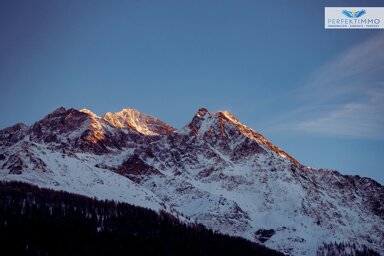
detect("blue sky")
[0,0,383,184]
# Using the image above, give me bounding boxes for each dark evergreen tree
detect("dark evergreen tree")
[0,181,283,256]
[316,241,380,256]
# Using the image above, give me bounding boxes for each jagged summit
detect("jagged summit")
[187,108,301,167]
[50,106,67,114]
[80,108,98,117]
[1,107,176,154]
[37,107,176,137]
[103,108,175,136]
[188,108,247,132]
[196,107,209,118]
[31,107,89,138]
[188,108,239,134]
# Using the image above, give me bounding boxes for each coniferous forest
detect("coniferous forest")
[0,181,283,256]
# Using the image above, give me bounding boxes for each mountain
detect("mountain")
[0,107,383,255]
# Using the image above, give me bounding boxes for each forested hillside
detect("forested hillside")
[0,181,283,256]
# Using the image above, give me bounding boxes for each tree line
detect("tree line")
[0,181,283,256]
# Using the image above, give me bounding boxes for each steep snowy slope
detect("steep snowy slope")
[0,107,176,210]
[0,107,383,255]
[0,143,162,210]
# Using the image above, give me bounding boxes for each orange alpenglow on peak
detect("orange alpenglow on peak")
[103,109,142,128]
[80,108,98,117]
[189,107,301,167]
[103,108,175,136]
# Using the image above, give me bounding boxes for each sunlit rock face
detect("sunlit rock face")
[0,107,383,255]
[187,108,300,166]
[20,107,176,154]
[103,108,175,135]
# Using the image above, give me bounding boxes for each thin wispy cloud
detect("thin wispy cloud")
[276,33,384,139]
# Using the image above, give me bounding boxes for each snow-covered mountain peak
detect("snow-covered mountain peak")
[186,108,301,167]
[103,108,175,136]
[196,107,209,118]
[50,106,67,115]
[188,108,246,134]
[0,107,177,156]
[80,108,99,118]
[31,107,89,136]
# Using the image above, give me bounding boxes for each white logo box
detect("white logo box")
[325,7,384,29]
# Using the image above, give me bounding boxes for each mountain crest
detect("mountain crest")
[80,108,98,118]
[50,106,67,115]
[188,108,210,135]
[187,108,301,166]
[196,108,209,118]
[103,108,175,136]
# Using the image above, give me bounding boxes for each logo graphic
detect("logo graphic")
[342,9,366,18]
[325,7,383,29]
